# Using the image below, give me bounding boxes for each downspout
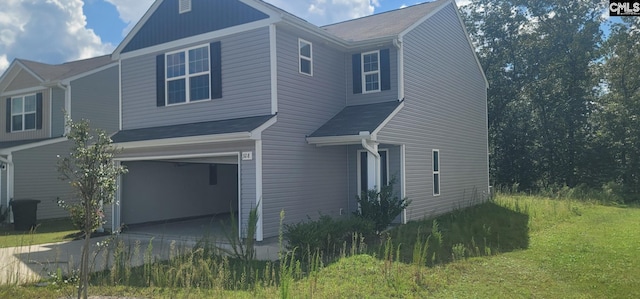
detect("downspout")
[0,156,10,222]
[360,135,381,192]
[2,154,14,223]
[393,38,405,101]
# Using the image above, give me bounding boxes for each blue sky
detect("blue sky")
[0,0,613,75]
[0,0,438,74]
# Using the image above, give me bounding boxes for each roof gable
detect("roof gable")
[321,0,449,42]
[120,0,270,54]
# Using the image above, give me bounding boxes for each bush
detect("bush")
[284,215,374,258]
[354,180,410,233]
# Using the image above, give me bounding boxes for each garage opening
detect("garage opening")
[118,155,239,239]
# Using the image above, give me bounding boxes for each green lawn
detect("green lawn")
[1,195,638,298]
[0,218,77,248]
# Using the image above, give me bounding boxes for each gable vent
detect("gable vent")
[179,0,191,14]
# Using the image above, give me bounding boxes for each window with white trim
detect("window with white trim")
[299,39,313,76]
[11,94,37,132]
[166,44,210,105]
[362,50,380,93]
[433,149,440,196]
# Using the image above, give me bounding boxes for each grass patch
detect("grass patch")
[0,218,77,248]
[2,194,639,298]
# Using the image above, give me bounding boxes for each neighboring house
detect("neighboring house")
[0,56,119,222]
[109,0,489,241]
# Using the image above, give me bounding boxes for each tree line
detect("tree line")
[461,0,640,201]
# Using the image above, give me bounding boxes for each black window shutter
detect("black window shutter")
[210,41,222,99]
[5,98,11,133]
[352,53,362,94]
[36,92,43,129]
[380,49,391,91]
[156,54,165,107]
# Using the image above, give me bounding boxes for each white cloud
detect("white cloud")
[0,0,112,74]
[104,0,154,37]
[263,0,380,25]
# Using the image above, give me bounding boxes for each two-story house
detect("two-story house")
[0,56,119,222]
[109,0,489,241]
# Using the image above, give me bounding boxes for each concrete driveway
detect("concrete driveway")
[0,232,280,285]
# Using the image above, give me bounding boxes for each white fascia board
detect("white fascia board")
[451,1,489,89]
[113,132,252,149]
[112,0,165,58]
[307,134,371,146]
[398,0,488,89]
[250,115,277,140]
[60,62,118,85]
[14,60,45,83]
[240,0,283,19]
[1,86,48,97]
[0,137,67,155]
[399,0,452,38]
[371,100,405,138]
[116,18,278,60]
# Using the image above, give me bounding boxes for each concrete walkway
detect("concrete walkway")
[0,233,281,285]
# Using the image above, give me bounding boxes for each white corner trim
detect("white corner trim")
[255,139,263,241]
[0,137,67,155]
[118,60,123,131]
[270,24,278,115]
[400,144,407,224]
[250,115,278,140]
[371,101,405,138]
[48,87,52,138]
[117,19,278,60]
[113,132,252,149]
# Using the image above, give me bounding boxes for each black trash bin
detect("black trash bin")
[10,199,41,231]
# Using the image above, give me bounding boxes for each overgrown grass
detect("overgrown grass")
[0,218,77,248]
[2,193,639,298]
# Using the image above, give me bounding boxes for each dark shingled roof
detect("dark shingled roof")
[309,101,402,137]
[112,115,275,143]
[321,0,446,42]
[0,138,57,151]
[17,55,114,82]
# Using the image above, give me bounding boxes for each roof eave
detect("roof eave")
[113,132,254,150]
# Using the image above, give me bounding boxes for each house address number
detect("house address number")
[242,151,253,161]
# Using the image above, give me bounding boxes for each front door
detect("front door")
[357,149,388,196]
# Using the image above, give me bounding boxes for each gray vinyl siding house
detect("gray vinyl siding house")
[109,0,489,241]
[0,56,119,221]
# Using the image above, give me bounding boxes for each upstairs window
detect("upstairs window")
[299,39,313,76]
[6,93,44,132]
[362,51,380,93]
[157,42,222,107]
[166,45,210,105]
[352,49,390,94]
